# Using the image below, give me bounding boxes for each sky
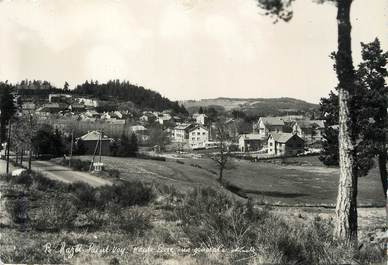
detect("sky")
[0,0,387,103]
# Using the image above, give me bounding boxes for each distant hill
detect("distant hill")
[180,97,319,116]
[73,80,188,114]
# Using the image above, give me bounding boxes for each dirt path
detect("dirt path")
[31,160,112,187]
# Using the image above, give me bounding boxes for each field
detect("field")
[76,155,385,206]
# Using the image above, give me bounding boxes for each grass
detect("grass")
[0,171,385,264]
[73,155,385,206]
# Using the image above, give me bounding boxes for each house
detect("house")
[22,102,36,112]
[188,124,209,149]
[76,97,99,107]
[36,103,68,113]
[193,113,208,125]
[130,125,149,142]
[171,123,195,143]
[49,94,72,103]
[77,130,113,155]
[256,117,285,137]
[268,133,305,156]
[158,113,173,125]
[292,120,325,143]
[238,134,266,152]
[68,103,86,113]
[100,112,111,120]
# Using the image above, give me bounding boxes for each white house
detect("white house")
[158,113,173,125]
[292,120,325,143]
[256,117,285,137]
[188,125,209,149]
[238,134,265,152]
[193,113,208,125]
[268,133,304,156]
[172,123,194,143]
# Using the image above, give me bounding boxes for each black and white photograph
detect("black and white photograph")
[0,0,387,264]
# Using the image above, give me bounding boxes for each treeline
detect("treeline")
[74,80,188,114]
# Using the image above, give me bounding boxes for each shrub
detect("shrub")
[190,163,202,169]
[176,160,184,164]
[11,171,33,187]
[32,195,77,231]
[137,153,166,161]
[32,172,71,192]
[95,181,154,208]
[106,169,120,178]
[70,182,97,208]
[117,208,152,236]
[176,187,366,265]
[6,192,28,225]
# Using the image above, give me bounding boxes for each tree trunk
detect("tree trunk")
[28,148,32,171]
[334,0,358,244]
[379,152,387,198]
[20,149,24,167]
[219,167,223,182]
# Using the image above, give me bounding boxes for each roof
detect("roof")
[174,123,193,130]
[269,133,299,143]
[189,124,208,132]
[193,113,208,118]
[239,134,264,141]
[295,120,324,129]
[260,117,285,126]
[79,131,112,141]
[131,125,147,131]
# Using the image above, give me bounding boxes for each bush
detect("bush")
[32,173,70,192]
[11,171,33,186]
[190,163,202,169]
[105,169,120,178]
[176,160,184,164]
[6,192,28,225]
[137,153,166,161]
[32,195,77,231]
[117,208,152,236]
[176,187,366,265]
[95,181,154,208]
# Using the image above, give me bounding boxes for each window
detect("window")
[269,142,273,146]
[197,132,200,135]
[202,132,206,135]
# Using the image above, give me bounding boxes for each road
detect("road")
[0,159,111,187]
[31,160,112,187]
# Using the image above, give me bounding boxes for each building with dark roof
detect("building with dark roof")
[268,132,304,156]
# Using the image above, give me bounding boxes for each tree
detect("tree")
[209,122,233,182]
[32,125,65,158]
[256,0,358,243]
[129,133,139,156]
[199,106,204,114]
[0,84,16,143]
[10,113,38,170]
[148,127,170,151]
[356,39,388,198]
[116,133,138,157]
[63,81,70,91]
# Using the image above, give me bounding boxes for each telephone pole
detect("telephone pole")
[69,129,74,168]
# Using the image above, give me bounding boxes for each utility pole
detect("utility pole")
[69,129,74,168]
[6,119,11,174]
[99,129,102,163]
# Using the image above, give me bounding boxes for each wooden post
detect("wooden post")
[69,130,74,168]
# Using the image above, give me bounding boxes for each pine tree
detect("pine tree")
[255,0,358,242]
[0,84,16,143]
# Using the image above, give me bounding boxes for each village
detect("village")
[11,91,326,160]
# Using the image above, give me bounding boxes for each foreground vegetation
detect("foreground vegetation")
[0,171,383,264]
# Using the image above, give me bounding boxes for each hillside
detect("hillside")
[181,97,319,116]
